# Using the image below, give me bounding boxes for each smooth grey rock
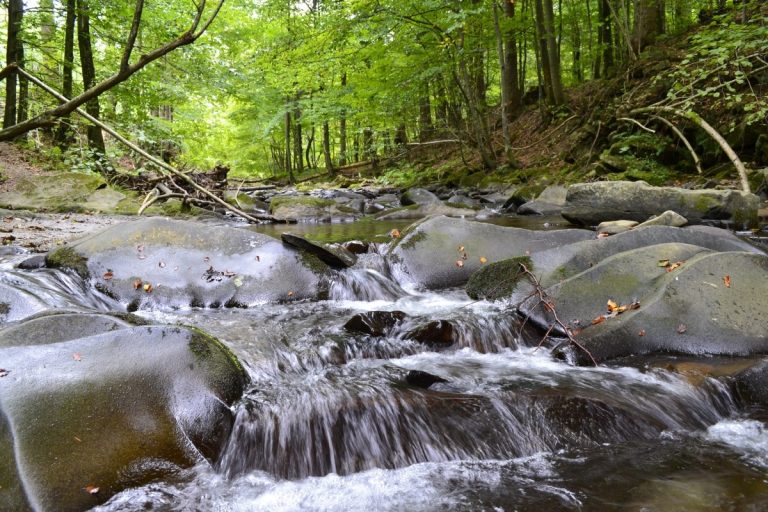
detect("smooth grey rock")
[562,181,759,227]
[548,251,768,364]
[45,218,331,310]
[388,216,592,289]
[517,200,565,216]
[596,220,639,235]
[636,210,688,228]
[400,188,442,206]
[0,316,247,511]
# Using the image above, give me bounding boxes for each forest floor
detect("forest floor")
[0,142,127,253]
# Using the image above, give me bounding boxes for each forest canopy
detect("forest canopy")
[1,0,766,183]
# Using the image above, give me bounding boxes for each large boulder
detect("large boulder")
[45,217,331,310]
[269,195,361,222]
[516,185,568,216]
[465,225,762,301]
[0,311,248,511]
[527,251,768,364]
[400,187,442,206]
[387,216,592,289]
[561,181,759,227]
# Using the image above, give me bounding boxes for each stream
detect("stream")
[4,215,768,511]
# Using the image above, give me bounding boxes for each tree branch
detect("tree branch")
[649,115,703,174]
[0,0,225,141]
[120,0,145,72]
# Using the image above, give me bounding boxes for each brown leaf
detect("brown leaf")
[597,232,610,239]
[461,252,468,261]
[606,299,619,312]
[133,278,142,290]
[457,245,465,252]
[287,291,294,297]
[591,315,606,325]
[83,485,100,495]
[390,229,400,239]
[723,275,731,288]
[203,256,211,263]
[638,329,646,337]
[665,261,685,272]
[103,271,114,280]
[479,256,488,264]
[677,323,687,334]
[658,259,670,268]
[73,353,82,362]
[455,260,464,268]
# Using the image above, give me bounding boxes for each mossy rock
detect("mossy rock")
[0,318,248,511]
[465,256,532,300]
[269,195,359,221]
[0,172,106,212]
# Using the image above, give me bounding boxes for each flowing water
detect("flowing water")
[3,216,768,511]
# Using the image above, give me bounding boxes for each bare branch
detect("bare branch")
[649,115,703,174]
[120,0,145,72]
[617,117,656,133]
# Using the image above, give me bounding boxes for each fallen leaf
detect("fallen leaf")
[0,368,9,378]
[461,252,468,261]
[457,245,465,252]
[143,283,153,293]
[158,261,166,268]
[597,232,610,239]
[455,260,464,268]
[3,216,13,222]
[103,271,114,280]
[73,353,82,362]
[479,256,488,264]
[665,261,685,272]
[677,323,687,334]
[73,436,82,443]
[607,299,619,312]
[133,278,142,290]
[591,315,606,325]
[658,259,670,267]
[83,485,99,495]
[287,291,294,297]
[255,255,261,262]
[136,245,144,252]
[723,275,731,288]
[638,329,646,337]
[2,235,15,245]
[222,270,236,277]
[203,256,211,263]
[390,229,400,239]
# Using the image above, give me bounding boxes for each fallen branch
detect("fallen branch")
[16,66,279,223]
[650,115,703,174]
[631,106,750,193]
[617,117,656,133]
[517,263,598,366]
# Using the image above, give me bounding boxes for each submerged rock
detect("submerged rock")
[388,216,592,289]
[344,310,408,336]
[0,312,248,511]
[562,181,759,227]
[44,217,331,310]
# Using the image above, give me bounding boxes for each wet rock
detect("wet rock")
[539,251,768,364]
[269,195,361,222]
[388,216,592,289]
[0,314,248,511]
[596,220,639,235]
[465,225,762,302]
[281,233,357,269]
[733,359,768,408]
[466,256,531,300]
[344,310,408,336]
[516,186,568,216]
[446,194,480,208]
[342,240,370,255]
[16,254,46,269]
[400,188,442,206]
[636,210,688,228]
[405,320,457,348]
[0,279,49,323]
[562,181,759,227]
[405,370,448,389]
[44,217,331,310]
[375,202,478,221]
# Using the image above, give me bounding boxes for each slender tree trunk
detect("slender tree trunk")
[293,99,303,174]
[56,0,77,145]
[3,0,23,130]
[572,19,583,81]
[502,0,522,111]
[76,0,105,154]
[394,123,408,147]
[541,0,564,105]
[418,83,434,142]
[535,0,554,103]
[338,72,347,166]
[493,1,512,156]
[322,121,333,173]
[285,106,293,183]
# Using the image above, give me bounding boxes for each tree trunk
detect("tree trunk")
[593,0,614,78]
[502,0,522,113]
[3,0,23,130]
[338,72,347,166]
[322,121,333,173]
[632,0,664,52]
[56,0,77,146]
[418,84,434,142]
[394,123,408,147]
[284,106,293,183]
[541,0,564,105]
[293,99,303,173]
[77,0,105,154]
